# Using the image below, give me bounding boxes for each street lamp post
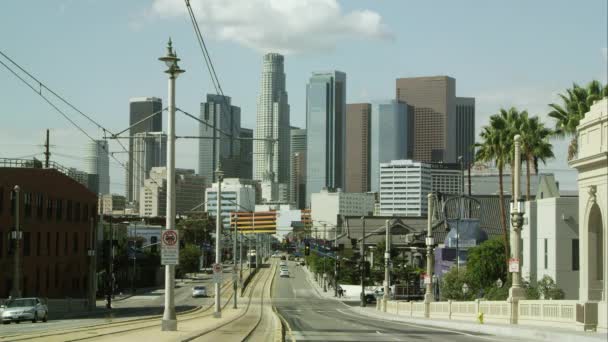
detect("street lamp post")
[159,38,184,332]
[383,219,391,311]
[424,193,435,317]
[334,224,338,298]
[323,224,327,292]
[10,185,22,298]
[360,216,366,307]
[214,165,224,318]
[508,134,526,323]
[232,215,238,309]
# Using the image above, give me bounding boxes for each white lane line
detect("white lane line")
[335,309,503,341]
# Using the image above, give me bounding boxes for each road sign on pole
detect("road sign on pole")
[161,230,179,265]
[213,263,222,283]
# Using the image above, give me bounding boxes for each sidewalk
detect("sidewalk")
[301,266,608,342]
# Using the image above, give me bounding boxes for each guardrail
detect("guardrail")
[380,299,597,330]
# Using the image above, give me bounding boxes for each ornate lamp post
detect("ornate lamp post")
[159,38,185,332]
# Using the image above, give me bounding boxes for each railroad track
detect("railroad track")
[0,280,234,342]
[180,262,277,342]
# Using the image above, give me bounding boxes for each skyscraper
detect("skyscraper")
[198,94,241,185]
[132,132,167,205]
[370,100,413,192]
[345,103,371,193]
[84,140,110,195]
[239,127,253,180]
[306,71,346,205]
[396,76,456,163]
[456,97,476,168]
[127,97,162,202]
[290,128,307,208]
[253,53,290,201]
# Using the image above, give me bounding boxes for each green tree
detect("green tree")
[177,213,214,246]
[440,267,476,301]
[177,244,202,277]
[537,275,565,299]
[465,238,507,291]
[520,115,554,199]
[475,115,510,262]
[548,80,608,160]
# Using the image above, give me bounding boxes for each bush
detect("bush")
[465,238,507,290]
[440,267,477,301]
[537,275,565,299]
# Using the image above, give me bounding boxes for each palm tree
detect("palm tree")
[520,116,555,199]
[475,115,510,263]
[548,80,608,160]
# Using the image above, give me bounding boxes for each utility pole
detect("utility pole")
[44,129,50,168]
[109,218,114,299]
[232,215,237,309]
[159,38,184,332]
[10,185,22,298]
[360,216,366,307]
[239,232,243,288]
[88,216,96,310]
[214,164,224,318]
[508,135,526,323]
[334,225,338,297]
[323,224,327,292]
[456,156,463,276]
[383,219,391,311]
[424,193,435,317]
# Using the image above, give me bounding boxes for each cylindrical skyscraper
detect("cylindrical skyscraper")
[253,53,290,201]
[85,140,110,194]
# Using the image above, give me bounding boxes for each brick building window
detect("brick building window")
[37,232,41,256]
[24,192,32,217]
[85,232,89,251]
[47,232,51,256]
[23,232,31,256]
[66,200,73,221]
[54,264,59,288]
[36,193,44,219]
[0,187,4,213]
[64,232,68,255]
[45,266,49,293]
[56,199,63,220]
[10,189,16,216]
[0,232,3,257]
[55,232,59,257]
[83,204,89,221]
[47,198,53,219]
[75,202,81,221]
[73,233,78,253]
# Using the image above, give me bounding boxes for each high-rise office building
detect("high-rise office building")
[456,97,476,168]
[198,94,241,184]
[370,100,413,192]
[132,132,167,206]
[306,71,346,205]
[127,97,162,202]
[290,128,307,208]
[345,103,371,193]
[395,76,475,165]
[253,53,290,198]
[239,128,253,180]
[84,140,110,195]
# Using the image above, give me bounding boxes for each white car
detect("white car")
[1,297,48,324]
[279,269,290,278]
[279,261,287,267]
[192,285,208,298]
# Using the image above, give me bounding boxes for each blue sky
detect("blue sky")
[1,0,606,194]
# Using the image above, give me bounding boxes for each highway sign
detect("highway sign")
[161,229,179,265]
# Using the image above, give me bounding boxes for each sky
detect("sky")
[1,0,606,194]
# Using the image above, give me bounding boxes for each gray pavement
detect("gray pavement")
[272,261,528,342]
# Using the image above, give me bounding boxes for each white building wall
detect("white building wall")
[521,200,538,285]
[379,160,431,216]
[311,189,375,239]
[206,178,256,229]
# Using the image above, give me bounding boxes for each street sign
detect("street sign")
[509,258,519,273]
[213,263,222,283]
[423,274,431,284]
[161,229,179,265]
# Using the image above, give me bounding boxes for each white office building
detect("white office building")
[205,178,256,230]
[379,160,431,216]
[310,188,375,239]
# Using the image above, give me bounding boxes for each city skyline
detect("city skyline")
[1,1,606,194]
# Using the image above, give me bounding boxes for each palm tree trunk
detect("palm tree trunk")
[498,164,509,268]
[526,154,531,200]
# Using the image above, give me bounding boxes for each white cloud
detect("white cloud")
[148,0,392,54]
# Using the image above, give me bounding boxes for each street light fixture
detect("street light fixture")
[159,38,184,332]
[496,278,503,288]
[462,283,469,296]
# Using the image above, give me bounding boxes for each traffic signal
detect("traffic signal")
[304,242,310,256]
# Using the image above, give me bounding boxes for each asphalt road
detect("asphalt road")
[272,262,525,342]
[0,266,248,338]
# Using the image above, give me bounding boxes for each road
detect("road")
[0,265,249,339]
[272,262,526,342]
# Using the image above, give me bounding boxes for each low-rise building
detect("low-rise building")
[206,178,256,230]
[310,189,375,239]
[98,194,126,215]
[140,167,205,217]
[0,161,97,298]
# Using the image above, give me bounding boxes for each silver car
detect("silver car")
[192,286,208,298]
[1,297,48,324]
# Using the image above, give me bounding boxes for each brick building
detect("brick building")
[0,162,97,298]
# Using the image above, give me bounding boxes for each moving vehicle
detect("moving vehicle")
[192,285,208,298]
[1,297,48,324]
[280,269,290,278]
[279,260,287,267]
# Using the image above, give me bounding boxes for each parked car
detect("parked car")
[280,269,290,278]
[192,286,208,298]
[1,297,48,324]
